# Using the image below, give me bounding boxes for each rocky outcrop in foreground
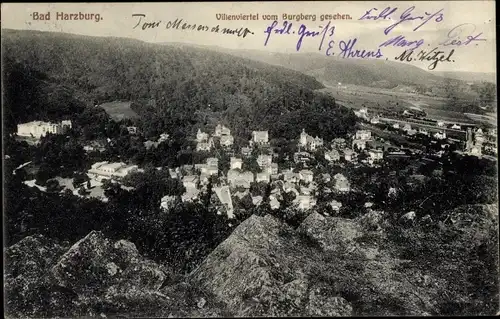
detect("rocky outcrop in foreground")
[189,212,445,316]
[5,205,497,317]
[4,231,225,318]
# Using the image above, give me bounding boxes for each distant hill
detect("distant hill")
[433,71,496,84]
[164,44,496,115]
[2,29,356,140]
[166,44,457,89]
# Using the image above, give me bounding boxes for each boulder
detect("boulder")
[5,232,183,318]
[357,210,387,231]
[4,235,74,317]
[190,212,443,316]
[190,214,313,316]
[306,285,353,316]
[298,212,363,253]
[51,231,117,293]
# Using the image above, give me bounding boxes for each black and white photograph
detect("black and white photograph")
[2,1,498,317]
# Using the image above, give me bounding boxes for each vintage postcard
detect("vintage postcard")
[2,1,498,317]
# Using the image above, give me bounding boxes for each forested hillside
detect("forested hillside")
[2,29,356,140]
[196,47,447,88]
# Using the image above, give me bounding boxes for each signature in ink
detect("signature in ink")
[385,6,444,35]
[359,7,398,20]
[379,35,424,50]
[360,6,444,35]
[395,47,455,70]
[439,23,487,46]
[338,38,383,59]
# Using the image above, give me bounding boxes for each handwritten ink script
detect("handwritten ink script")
[439,23,487,46]
[264,20,383,59]
[394,47,455,70]
[259,5,490,70]
[359,6,444,35]
[132,14,255,38]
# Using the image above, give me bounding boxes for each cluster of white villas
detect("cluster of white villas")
[86,125,388,218]
[355,106,483,144]
[160,126,365,217]
[196,124,234,151]
[17,120,72,138]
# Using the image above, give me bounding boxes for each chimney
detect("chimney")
[467,128,473,143]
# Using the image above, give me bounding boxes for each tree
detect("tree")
[35,164,53,186]
[242,155,262,173]
[72,173,87,188]
[78,186,88,196]
[46,179,61,193]
[476,82,496,107]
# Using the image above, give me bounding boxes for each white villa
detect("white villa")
[434,131,447,140]
[474,128,485,144]
[250,131,269,146]
[368,149,384,161]
[402,124,412,132]
[195,164,218,176]
[354,108,369,119]
[256,171,271,183]
[344,149,355,162]
[230,157,243,170]
[182,175,199,189]
[355,130,372,140]
[269,163,279,175]
[293,195,316,211]
[299,129,324,151]
[329,200,342,212]
[87,161,139,181]
[127,126,138,134]
[181,175,200,202]
[324,150,340,163]
[418,128,429,136]
[17,120,72,138]
[269,195,281,210]
[282,169,300,184]
[465,128,483,157]
[352,139,367,151]
[206,157,219,167]
[213,185,234,218]
[299,169,314,183]
[241,147,252,157]
[160,195,178,211]
[196,129,209,142]
[370,116,380,124]
[332,138,347,150]
[213,124,234,147]
[227,169,254,188]
[220,135,234,147]
[197,138,214,151]
[196,129,214,151]
[214,124,231,137]
[257,154,273,168]
[334,173,350,192]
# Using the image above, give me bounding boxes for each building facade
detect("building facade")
[299,129,324,151]
[251,131,269,145]
[87,161,139,181]
[17,120,72,138]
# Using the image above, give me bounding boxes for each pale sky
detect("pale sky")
[1,1,496,73]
